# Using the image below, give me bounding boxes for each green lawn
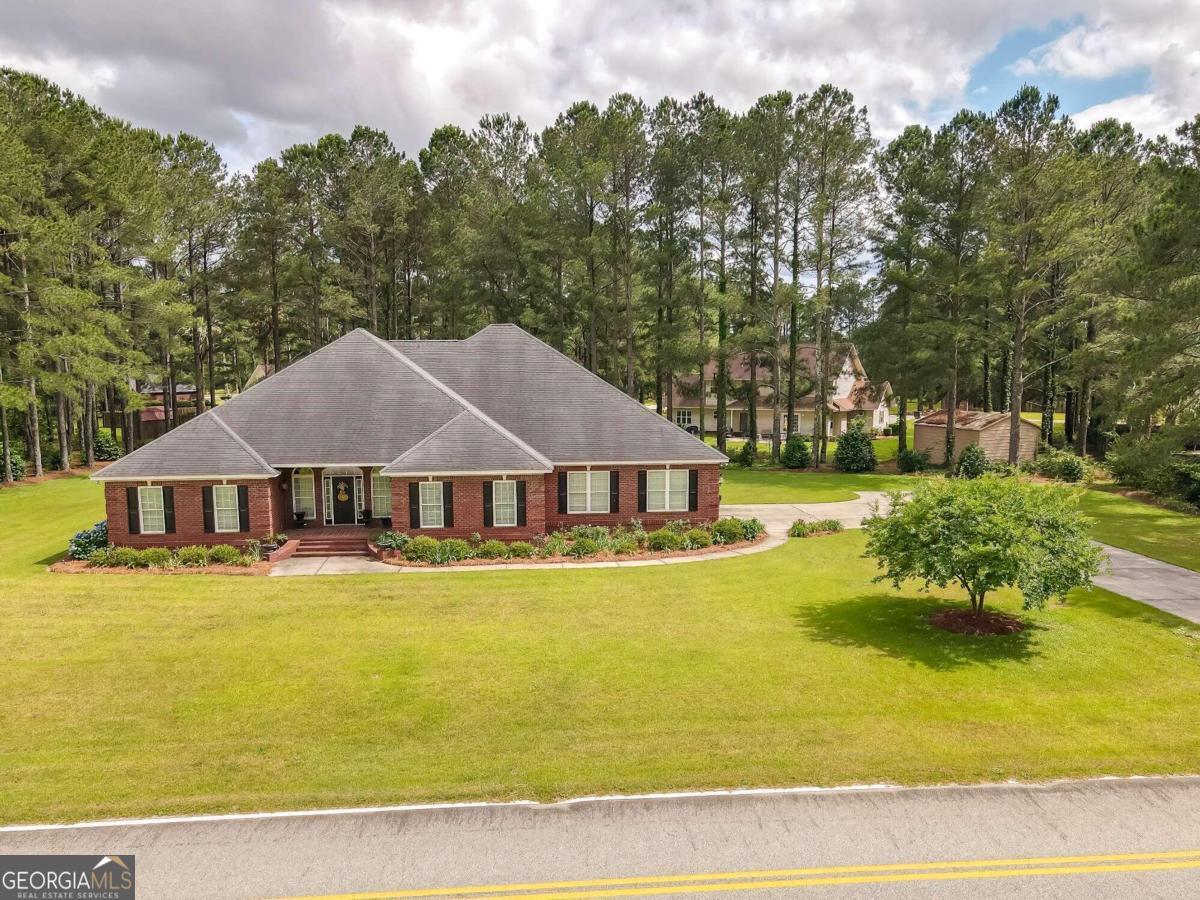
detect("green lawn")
[720,467,915,503]
[1079,487,1200,572]
[2,475,1200,824]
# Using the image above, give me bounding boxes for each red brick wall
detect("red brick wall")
[104,479,278,548]
[543,464,721,531]
[388,476,548,540]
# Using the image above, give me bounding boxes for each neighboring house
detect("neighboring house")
[913,410,1040,464]
[140,382,197,404]
[93,325,726,548]
[671,345,891,439]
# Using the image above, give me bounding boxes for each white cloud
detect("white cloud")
[0,0,1195,168]
[1014,1,1199,140]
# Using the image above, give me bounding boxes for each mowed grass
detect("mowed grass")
[2,475,1200,824]
[720,467,915,503]
[1079,486,1200,572]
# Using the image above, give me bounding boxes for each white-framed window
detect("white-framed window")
[646,469,689,512]
[371,471,392,517]
[138,486,165,534]
[213,484,240,533]
[419,481,444,528]
[292,468,316,519]
[567,470,610,514]
[675,409,694,428]
[492,480,517,527]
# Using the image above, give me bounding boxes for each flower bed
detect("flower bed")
[371,517,766,567]
[51,541,268,575]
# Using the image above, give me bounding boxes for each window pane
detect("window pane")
[567,471,588,513]
[214,484,240,532]
[668,470,689,511]
[371,474,392,516]
[589,471,609,513]
[493,480,517,526]
[419,482,443,528]
[293,472,316,519]
[139,487,165,533]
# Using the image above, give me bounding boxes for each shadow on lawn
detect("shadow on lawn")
[793,593,1043,671]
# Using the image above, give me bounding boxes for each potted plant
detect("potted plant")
[361,507,372,525]
[293,510,307,528]
[380,516,392,529]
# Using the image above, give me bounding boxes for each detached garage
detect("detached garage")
[913,410,1040,465]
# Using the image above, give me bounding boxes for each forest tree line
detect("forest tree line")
[1,67,1198,480]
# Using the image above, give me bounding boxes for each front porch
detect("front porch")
[283,465,396,532]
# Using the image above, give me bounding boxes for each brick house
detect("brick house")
[94,325,727,549]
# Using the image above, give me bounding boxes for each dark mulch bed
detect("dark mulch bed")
[929,608,1026,635]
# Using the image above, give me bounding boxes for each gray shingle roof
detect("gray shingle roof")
[93,410,279,480]
[96,324,725,481]
[381,410,551,475]
[394,326,726,465]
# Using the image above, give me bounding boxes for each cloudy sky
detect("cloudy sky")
[2,0,1197,170]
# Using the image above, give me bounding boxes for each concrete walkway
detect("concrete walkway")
[1096,544,1200,624]
[268,493,897,577]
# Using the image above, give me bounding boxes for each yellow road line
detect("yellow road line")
[280,849,1200,899]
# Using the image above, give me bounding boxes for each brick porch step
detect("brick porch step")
[293,537,373,558]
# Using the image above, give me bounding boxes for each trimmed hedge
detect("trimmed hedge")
[789,518,844,537]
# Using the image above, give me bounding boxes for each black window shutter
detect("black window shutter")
[162,487,176,533]
[483,481,494,527]
[409,483,420,528]
[237,485,250,532]
[516,480,527,526]
[688,469,699,512]
[637,470,647,513]
[557,471,568,514]
[609,471,619,513]
[126,486,140,534]
[442,481,454,527]
[202,486,215,533]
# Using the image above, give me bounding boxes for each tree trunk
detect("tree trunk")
[945,341,958,466]
[896,396,908,454]
[84,381,96,467]
[1007,315,1025,464]
[204,252,216,410]
[0,362,12,482]
[26,379,43,477]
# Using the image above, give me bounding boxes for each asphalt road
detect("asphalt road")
[4,777,1200,899]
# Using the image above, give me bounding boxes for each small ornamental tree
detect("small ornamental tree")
[864,476,1103,619]
[834,419,876,472]
[780,433,812,469]
[955,443,987,479]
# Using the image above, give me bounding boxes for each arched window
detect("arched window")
[292,468,316,519]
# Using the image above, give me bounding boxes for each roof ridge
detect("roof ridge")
[383,410,470,468]
[488,325,726,463]
[210,411,279,475]
[360,329,555,469]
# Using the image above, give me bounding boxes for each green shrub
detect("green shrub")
[568,524,609,543]
[93,430,122,461]
[435,538,472,564]
[6,448,26,480]
[734,440,756,467]
[789,518,844,537]
[403,535,440,563]
[141,547,175,568]
[568,537,602,558]
[609,535,639,555]
[86,547,113,567]
[711,518,746,545]
[475,539,509,559]
[834,420,876,472]
[375,530,410,551]
[243,539,263,561]
[897,448,930,474]
[780,433,812,469]
[1025,445,1087,483]
[661,518,692,535]
[508,541,536,558]
[174,545,211,567]
[540,533,569,557]
[955,443,988,479]
[107,547,143,568]
[208,544,247,566]
[68,521,109,560]
[683,528,712,549]
[739,518,766,541]
[647,528,682,551]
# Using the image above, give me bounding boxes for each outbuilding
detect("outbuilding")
[913,410,1040,465]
